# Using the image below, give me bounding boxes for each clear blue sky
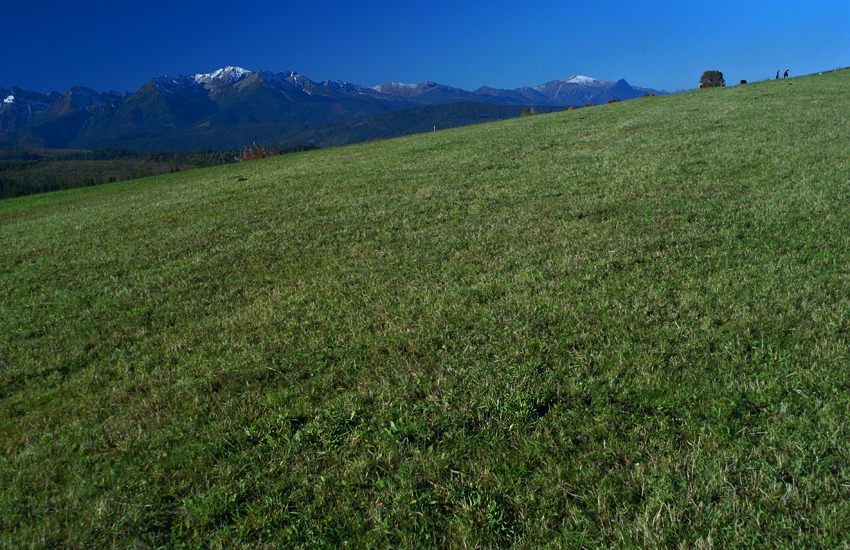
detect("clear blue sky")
[2,0,848,94]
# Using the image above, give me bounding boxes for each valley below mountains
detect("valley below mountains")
[1,66,665,151]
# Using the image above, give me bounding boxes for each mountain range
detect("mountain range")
[0,66,665,151]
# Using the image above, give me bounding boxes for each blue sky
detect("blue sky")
[3,0,848,94]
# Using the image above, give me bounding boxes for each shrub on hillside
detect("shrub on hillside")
[238,142,274,162]
[700,70,726,88]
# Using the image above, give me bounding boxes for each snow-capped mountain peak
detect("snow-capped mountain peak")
[370,82,417,93]
[194,66,252,85]
[564,75,608,86]
[3,94,14,105]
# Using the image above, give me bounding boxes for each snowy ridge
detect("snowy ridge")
[0,88,57,112]
[564,75,610,86]
[370,82,418,93]
[194,66,252,85]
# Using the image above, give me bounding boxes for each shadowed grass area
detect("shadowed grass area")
[2,70,850,547]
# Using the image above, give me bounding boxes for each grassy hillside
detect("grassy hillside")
[2,70,849,547]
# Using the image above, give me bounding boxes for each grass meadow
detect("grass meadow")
[2,70,850,547]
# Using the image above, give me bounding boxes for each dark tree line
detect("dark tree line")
[0,145,318,199]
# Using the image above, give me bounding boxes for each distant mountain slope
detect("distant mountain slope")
[0,67,665,150]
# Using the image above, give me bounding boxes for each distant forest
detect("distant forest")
[0,145,315,199]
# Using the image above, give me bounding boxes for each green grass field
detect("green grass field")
[2,70,849,547]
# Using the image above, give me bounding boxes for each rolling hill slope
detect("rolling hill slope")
[2,70,849,547]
